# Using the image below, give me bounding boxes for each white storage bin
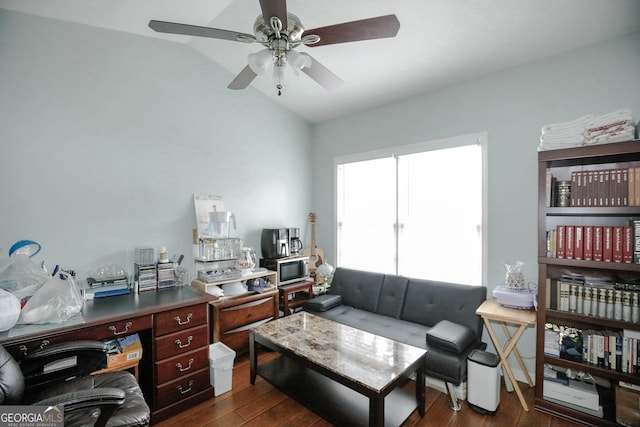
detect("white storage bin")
[209,342,236,396]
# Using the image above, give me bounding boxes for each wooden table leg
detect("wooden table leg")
[369,394,384,427]
[249,331,257,385]
[500,322,534,387]
[482,318,530,411]
[416,363,426,417]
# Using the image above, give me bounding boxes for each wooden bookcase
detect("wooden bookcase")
[536,140,640,426]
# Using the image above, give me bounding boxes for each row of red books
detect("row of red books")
[569,167,640,207]
[546,224,640,263]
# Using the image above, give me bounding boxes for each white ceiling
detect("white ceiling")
[2,0,640,123]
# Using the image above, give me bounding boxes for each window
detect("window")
[335,132,486,285]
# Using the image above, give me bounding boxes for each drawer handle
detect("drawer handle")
[176,359,194,372]
[109,322,132,336]
[175,336,193,349]
[174,313,192,326]
[177,380,194,395]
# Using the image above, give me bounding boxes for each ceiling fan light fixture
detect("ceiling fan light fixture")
[287,50,311,70]
[247,49,272,74]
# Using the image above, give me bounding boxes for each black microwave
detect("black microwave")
[261,256,310,286]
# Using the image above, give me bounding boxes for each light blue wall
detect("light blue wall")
[0,9,314,278]
[311,31,640,377]
[2,7,640,380]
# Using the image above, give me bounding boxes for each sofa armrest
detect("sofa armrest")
[304,294,343,312]
[426,320,478,354]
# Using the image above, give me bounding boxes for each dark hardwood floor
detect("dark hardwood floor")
[155,351,583,427]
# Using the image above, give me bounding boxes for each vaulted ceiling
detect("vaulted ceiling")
[2,0,640,123]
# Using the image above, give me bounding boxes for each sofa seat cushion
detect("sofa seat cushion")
[311,306,430,349]
[426,320,478,354]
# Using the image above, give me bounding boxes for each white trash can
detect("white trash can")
[467,349,501,415]
[209,342,236,396]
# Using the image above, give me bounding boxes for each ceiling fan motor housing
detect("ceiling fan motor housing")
[253,12,305,46]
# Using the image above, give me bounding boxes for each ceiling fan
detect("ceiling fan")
[149,0,400,95]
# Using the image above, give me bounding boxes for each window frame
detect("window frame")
[333,131,488,286]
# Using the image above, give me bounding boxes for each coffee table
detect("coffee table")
[249,312,426,427]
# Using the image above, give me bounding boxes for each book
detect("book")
[559,280,570,311]
[603,226,613,262]
[565,226,575,259]
[548,172,555,207]
[613,226,623,263]
[544,330,560,357]
[629,167,636,206]
[598,169,608,207]
[623,226,634,263]
[631,218,640,263]
[584,225,594,261]
[574,226,584,260]
[557,225,566,259]
[587,170,596,207]
[94,287,131,298]
[593,226,603,261]
[636,167,640,208]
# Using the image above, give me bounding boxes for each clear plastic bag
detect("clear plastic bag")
[0,254,50,301]
[0,289,21,331]
[18,273,83,324]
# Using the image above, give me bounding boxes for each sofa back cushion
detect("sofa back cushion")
[329,268,384,312]
[400,278,486,337]
[375,274,409,318]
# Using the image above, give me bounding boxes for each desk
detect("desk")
[0,286,215,425]
[475,298,536,411]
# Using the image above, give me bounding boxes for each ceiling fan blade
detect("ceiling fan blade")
[299,53,344,91]
[259,0,288,29]
[303,14,400,47]
[228,65,258,90]
[149,20,255,43]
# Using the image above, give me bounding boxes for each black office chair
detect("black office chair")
[0,340,150,427]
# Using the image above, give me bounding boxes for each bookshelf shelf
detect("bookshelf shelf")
[546,206,640,216]
[538,257,640,272]
[537,140,640,426]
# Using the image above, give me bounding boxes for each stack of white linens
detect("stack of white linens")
[538,114,593,151]
[538,108,636,151]
[584,108,635,145]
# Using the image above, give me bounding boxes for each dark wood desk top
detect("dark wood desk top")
[0,286,215,345]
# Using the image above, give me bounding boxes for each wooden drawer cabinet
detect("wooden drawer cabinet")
[211,290,278,355]
[218,294,278,331]
[154,305,207,336]
[155,368,211,408]
[155,348,209,384]
[3,315,152,359]
[0,286,215,425]
[153,300,211,420]
[219,317,271,352]
[154,324,208,360]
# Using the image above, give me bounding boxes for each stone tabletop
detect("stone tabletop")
[251,311,426,392]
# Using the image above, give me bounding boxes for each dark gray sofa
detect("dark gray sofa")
[303,267,487,410]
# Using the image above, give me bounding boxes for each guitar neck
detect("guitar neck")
[310,221,316,255]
